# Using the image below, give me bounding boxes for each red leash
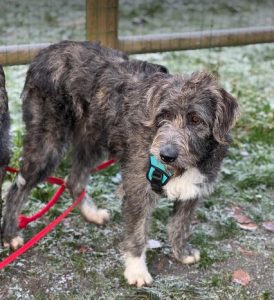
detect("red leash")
[0,189,85,270]
[0,159,115,270]
[6,159,115,229]
[18,185,66,229]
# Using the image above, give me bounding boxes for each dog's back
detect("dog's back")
[21,41,169,131]
[24,41,168,96]
[23,41,128,96]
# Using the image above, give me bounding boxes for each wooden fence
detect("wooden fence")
[1,0,274,66]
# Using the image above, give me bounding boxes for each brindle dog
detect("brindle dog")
[0,66,10,241]
[1,41,239,287]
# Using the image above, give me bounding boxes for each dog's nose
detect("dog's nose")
[160,144,178,163]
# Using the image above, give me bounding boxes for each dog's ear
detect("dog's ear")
[143,85,160,128]
[213,88,240,144]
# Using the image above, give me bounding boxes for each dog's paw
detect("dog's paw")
[124,252,153,287]
[173,244,200,265]
[3,236,24,250]
[124,266,153,287]
[79,199,110,225]
[180,248,200,264]
[89,208,110,225]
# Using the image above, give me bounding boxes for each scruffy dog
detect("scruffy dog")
[2,41,239,287]
[0,66,10,240]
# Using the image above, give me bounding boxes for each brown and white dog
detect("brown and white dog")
[1,41,239,287]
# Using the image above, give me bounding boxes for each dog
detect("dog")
[0,66,10,240]
[1,41,239,287]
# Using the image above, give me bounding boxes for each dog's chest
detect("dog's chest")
[163,167,213,201]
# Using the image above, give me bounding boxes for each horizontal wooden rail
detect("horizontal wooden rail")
[1,26,274,66]
[0,43,50,66]
[118,26,274,54]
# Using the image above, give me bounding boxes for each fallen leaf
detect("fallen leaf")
[262,221,274,232]
[233,214,252,224]
[232,208,257,231]
[147,239,162,249]
[232,206,254,224]
[237,222,258,231]
[232,269,251,286]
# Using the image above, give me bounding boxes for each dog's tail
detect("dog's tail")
[0,65,10,242]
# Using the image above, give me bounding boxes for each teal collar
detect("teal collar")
[146,154,174,192]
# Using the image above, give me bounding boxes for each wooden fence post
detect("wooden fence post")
[86,0,119,49]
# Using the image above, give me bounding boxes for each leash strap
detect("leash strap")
[18,185,66,229]
[5,160,115,229]
[0,189,86,270]
[0,159,115,270]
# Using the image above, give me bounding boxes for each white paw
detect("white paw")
[91,208,110,225]
[4,236,24,250]
[79,199,110,225]
[124,267,153,287]
[124,252,153,287]
[181,249,200,264]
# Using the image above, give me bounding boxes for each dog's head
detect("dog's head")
[145,71,240,174]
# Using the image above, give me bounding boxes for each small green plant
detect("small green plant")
[211,275,222,287]
[260,291,271,300]
[214,218,239,240]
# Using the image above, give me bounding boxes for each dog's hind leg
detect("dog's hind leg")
[168,198,200,264]
[0,167,7,241]
[2,130,68,249]
[66,140,109,225]
[0,147,10,243]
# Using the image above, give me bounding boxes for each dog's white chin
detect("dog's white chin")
[163,167,213,201]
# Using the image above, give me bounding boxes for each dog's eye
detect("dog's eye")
[188,113,202,126]
[156,111,173,127]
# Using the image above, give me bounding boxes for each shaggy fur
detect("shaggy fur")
[1,41,239,287]
[0,66,10,240]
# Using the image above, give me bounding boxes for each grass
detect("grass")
[1,0,274,299]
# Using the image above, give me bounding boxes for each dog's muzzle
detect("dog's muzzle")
[146,154,174,193]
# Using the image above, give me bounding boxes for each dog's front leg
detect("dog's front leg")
[168,198,200,264]
[121,179,156,287]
